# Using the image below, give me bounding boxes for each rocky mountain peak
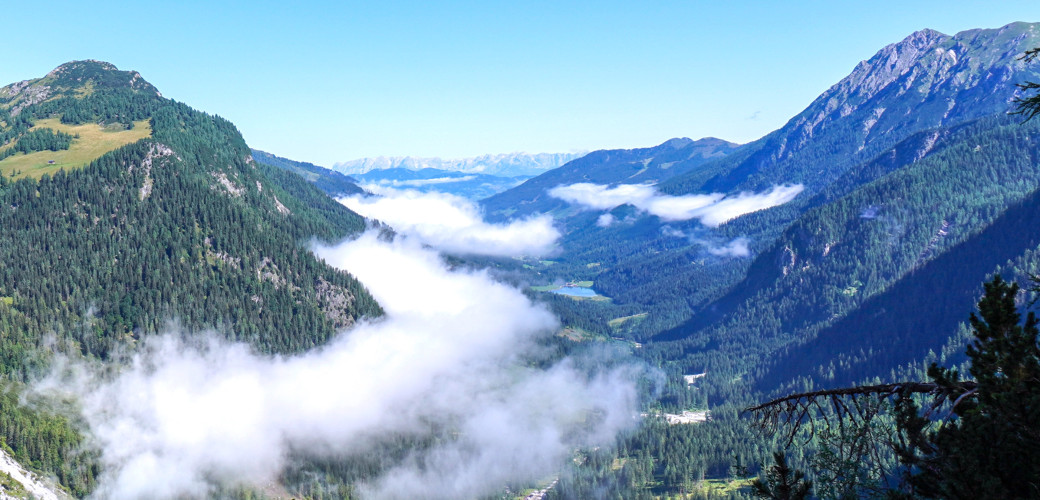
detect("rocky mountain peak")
[842,28,950,102]
[768,22,1040,168]
[44,60,161,96]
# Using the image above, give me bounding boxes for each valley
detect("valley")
[0,14,1039,500]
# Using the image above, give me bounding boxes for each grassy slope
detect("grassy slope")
[0,118,151,179]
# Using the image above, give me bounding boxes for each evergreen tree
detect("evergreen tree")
[894,275,1040,499]
[1013,48,1040,120]
[751,452,813,500]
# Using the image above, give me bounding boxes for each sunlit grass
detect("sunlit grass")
[0,117,151,179]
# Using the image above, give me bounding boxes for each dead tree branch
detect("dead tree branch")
[744,381,978,445]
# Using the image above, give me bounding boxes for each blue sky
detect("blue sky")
[5,1,1040,165]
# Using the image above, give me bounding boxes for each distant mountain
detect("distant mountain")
[334,151,585,177]
[481,137,740,219]
[251,149,364,197]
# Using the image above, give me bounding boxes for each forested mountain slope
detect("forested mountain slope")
[251,148,365,197]
[653,114,1040,380]
[0,61,381,495]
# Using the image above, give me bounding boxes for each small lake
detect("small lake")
[551,286,598,297]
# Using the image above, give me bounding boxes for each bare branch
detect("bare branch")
[745,382,974,414]
[744,381,978,442]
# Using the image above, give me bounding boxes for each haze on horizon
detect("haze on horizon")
[4,1,1039,165]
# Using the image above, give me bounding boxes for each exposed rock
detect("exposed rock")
[212,172,245,197]
[272,195,291,215]
[256,257,297,291]
[204,237,242,269]
[136,143,175,200]
[0,448,66,500]
[316,277,356,328]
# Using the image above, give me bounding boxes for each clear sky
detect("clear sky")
[4,1,1039,166]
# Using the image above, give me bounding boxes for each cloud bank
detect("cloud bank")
[340,186,559,257]
[38,232,638,500]
[548,182,804,226]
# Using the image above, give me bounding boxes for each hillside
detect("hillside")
[0,61,162,179]
[0,61,382,496]
[251,148,364,197]
[653,113,1040,377]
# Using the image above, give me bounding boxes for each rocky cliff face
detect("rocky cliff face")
[782,22,1040,161]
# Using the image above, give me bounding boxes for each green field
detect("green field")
[529,284,561,292]
[608,312,648,329]
[0,118,152,179]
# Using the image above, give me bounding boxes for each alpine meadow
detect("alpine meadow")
[2,7,1040,500]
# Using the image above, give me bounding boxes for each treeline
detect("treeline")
[0,128,74,160]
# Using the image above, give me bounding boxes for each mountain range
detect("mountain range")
[334,151,585,177]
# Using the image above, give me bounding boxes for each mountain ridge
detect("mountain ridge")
[664,21,1040,196]
[334,150,585,177]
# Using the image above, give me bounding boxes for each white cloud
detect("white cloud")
[659,225,685,238]
[340,186,559,257]
[596,213,616,227]
[547,183,659,211]
[705,237,750,257]
[36,232,639,500]
[548,182,804,227]
[690,184,804,226]
[660,227,751,258]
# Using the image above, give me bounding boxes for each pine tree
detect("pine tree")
[751,452,812,500]
[894,275,1040,498]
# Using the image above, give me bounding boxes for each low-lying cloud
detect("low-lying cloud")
[340,186,559,257]
[660,226,751,258]
[37,232,639,500]
[549,182,804,226]
[705,237,750,257]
